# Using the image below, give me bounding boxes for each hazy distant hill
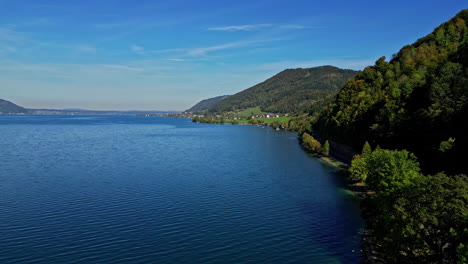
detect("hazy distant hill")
[27,108,179,115]
[0,99,28,114]
[208,66,358,114]
[186,95,230,112]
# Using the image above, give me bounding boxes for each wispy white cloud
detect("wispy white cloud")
[0,60,146,74]
[132,40,271,58]
[4,17,51,29]
[185,38,283,57]
[131,44,144,53]
[279,24,323,29]
[99,64,143,72]
[93,21,139,29]
[76,44,96,54]
[162,58,209,62]
[0,28,27,43]
[207,23,317,32]
[0,28,31,56]
[187,42,244,56]
[163,58,192,62]
[0,46,17,53]
[208,24,273,31]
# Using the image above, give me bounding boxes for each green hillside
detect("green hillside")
[0,99,28,114]
[208,66,357,114]
[186,95,229,112]
[312,10,468,264]
[318,9,468,175]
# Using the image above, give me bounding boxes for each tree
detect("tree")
[271,121,280,129]
[349,154,368,181]
[301,132,322,153]
[323,140,330,157]
[249,119,258,125]
[439,137,456,152]
[368,173,468,263]
[362,141,372,157]
[317,10,468,175]
[365,149,421,192]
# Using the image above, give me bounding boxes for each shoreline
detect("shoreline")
[194,116,376,264]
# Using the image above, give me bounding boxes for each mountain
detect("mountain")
[318,9,468,174]
[27,108,179,115]
[207,66,358,114]
[0,99,28,114]
[186,95,230,112]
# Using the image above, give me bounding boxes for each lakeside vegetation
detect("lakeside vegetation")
[318,10,468,263]
[318,10,468,176]
[350,145,467,263]
[189,107,316,133]
[182,9,468,264]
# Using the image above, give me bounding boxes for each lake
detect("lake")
[0,115,363,263]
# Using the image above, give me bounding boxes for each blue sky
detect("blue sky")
[0,0,466,110]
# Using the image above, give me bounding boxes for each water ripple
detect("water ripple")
[0,115,363,264]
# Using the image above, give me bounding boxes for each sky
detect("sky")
[0,0,466,111]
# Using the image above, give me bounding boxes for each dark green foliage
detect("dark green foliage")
[323,140,330,157]
[192,116,228,124]
[439,137,456,152]
[0,99,28,114]
[361,141,372,157]
[364,172,468,263]
[288,116,314,134]
[349,148,468,263]
[249,119,259,125]
[208,66,357,114]
[349,154,367,181]
[186,95,230,112]
[271,121,280,129]
[318,9,468,174]
[360,149,421,192]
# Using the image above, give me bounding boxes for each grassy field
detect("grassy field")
[255,116,290,123]
[236,107,265,118]
[229,116,291,125]
[199,107,291,125]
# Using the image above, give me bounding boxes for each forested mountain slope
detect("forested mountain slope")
[318,9,468,174]
[186,95,230,112]
[208,66,357,114]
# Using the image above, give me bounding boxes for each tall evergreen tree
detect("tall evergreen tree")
[361,141,372,157]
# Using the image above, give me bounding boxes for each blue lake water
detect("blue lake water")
[0,115,363,263]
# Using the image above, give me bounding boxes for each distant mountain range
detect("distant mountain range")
[186,95,230,112]
[205,66,358,114]
[28,108,180,115]
[0,99,179,115]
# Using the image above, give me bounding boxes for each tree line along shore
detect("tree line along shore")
[175,10,468,264]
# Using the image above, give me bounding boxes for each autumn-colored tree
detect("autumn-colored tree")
[301,132,322,153]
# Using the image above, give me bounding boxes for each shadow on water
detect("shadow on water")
[301,153,364,262]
